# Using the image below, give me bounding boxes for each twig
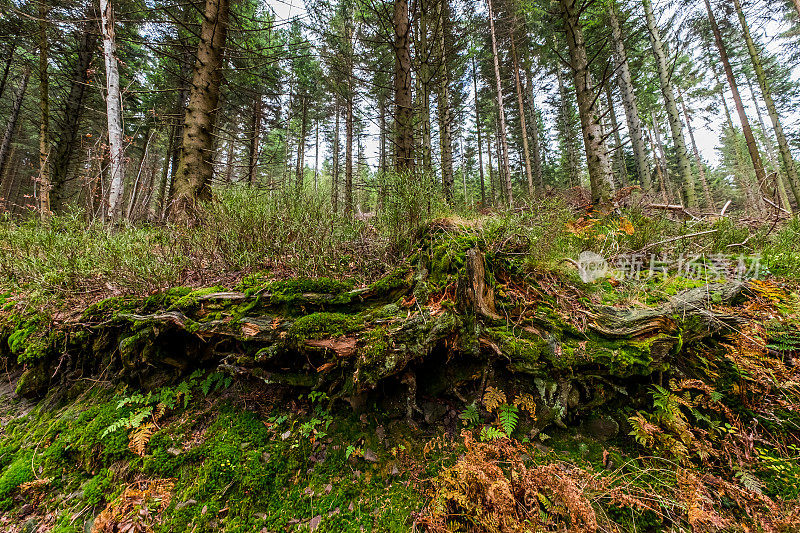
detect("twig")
[636,229,718,253]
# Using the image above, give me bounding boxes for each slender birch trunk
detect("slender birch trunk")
[100,0,126,220]
[511,34,534,196]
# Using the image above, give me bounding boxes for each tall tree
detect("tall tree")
[703,0,768,207]
[642,0,695,207]
[510,32,534,196]
[100,0,126,220]
[393,0,414,174]
[559,0,614,203]
[38,0,51,217]
[733,0,800,205]
[171,0,230,220]
[608,1,651,191]
[487,0,513,205]
[437,0,455,200]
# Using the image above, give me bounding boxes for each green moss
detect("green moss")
[168,286,226,312]
[0,453,33,509]
[287,312,363,343]
[368,266,412,294]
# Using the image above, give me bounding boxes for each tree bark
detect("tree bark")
[38,1,51,218]
[704,0,770,212]
[437,0,454,201]
[415,5,433,177]
[100,0,126,221]
[642,0,695,208]
[0,67,30,195]
[511,34,534,197]
[247,93,262,185]
[52,25,97,212]
[560,0,614,204]
[393,0,414,174]
[487,0,513,205]
[733,0,800,206]
[608,3,650,191]
[170,0,229,221]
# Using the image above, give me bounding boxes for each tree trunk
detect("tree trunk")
[247,93,262,185]
[560,0,614,203]
[487,0,513,205]
[793,0,800,20]
[473,58,486,206]
[415,6,433,177]
[393,0,414,174]
[705,0,770,211]
[734,0,800,206]
[642,0,695,207]
[38,1,51,218]
[296,97,308,195]
[100,0,126,221]
[511,34,534,196]
[0,67,30,194]
[52,26,96,212]
[556,67,579,188]
[678,91,715,209]
[437,0,454,201]
[170,0,229,221]
[608,2,650,192]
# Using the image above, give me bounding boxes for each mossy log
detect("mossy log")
[2,243,752,431]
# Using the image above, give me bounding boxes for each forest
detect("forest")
[0,0,798,531]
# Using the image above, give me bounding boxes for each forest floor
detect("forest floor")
[0,192,798,532]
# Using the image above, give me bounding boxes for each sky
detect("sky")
[265,0,799,178]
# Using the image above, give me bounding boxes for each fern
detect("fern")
[459,404,481,427]
[513,392,537,415]
[129,422,156,457]
[482,386,507,412]
[480,426,506,441]
[498,404,519,437]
